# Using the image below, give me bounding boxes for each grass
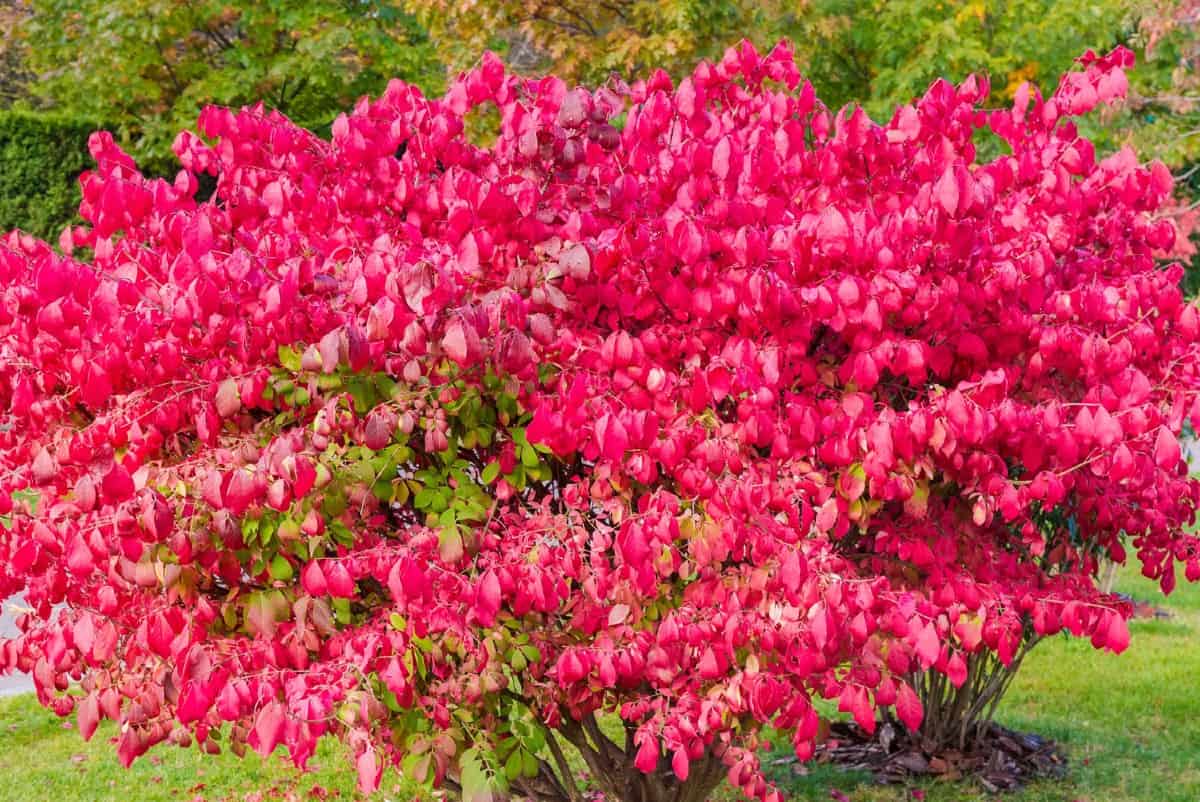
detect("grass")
[0,696,392,802]
[1,565,1198,801]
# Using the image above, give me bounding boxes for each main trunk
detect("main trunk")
[501,713,726,802]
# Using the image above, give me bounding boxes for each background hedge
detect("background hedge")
[0,111,96,239]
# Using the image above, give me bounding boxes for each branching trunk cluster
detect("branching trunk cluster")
[909,638,1039,752]
[506,713,726,802]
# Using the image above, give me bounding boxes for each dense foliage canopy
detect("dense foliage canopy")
[1,41,1199,801]
[4,0,1199,281]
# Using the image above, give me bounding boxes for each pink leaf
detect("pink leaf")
[263,181,284,216]
[302,561,328,596]
[442,320,469,365]
[672,748,690,781]
[66,535,95,576]
[1154,426,1180,470]
[357,747,382,793]
[77,694,101,741]
[934,167,960,216]
[215,378,241,418]
[895,682,924,731]
[915,622,940,669]
[475,570,502,627]
[252,702,286,757]
[1104,611,1131,654]
[326,562,355,598]
[635,736,659,774]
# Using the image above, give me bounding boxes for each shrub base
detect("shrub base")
[811,720,1068,792]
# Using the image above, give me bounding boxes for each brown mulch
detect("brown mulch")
[808,720,1069,793]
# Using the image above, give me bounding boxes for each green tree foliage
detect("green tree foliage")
[407,0,1138,114]
[779,0,1137,116]
[0,111,95,238]
[16,0,443,162]
[406,0,788,83]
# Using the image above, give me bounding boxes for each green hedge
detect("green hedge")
[0,111,98,239]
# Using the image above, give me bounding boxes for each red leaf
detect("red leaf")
[147,615,174,657]
[895,682,924,731]
[596,412,629,462]
[946,651,968,688]
[177,682,212,725]
[101,463,135,502]
[364,408,397,450]
[671,748,690,781]
[73,615,96,658]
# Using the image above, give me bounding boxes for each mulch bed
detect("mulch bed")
[806,720,1069,793]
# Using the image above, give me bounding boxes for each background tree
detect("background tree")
[1120,1,1200,293]
[405,0,787,84]
[1118,0,1200,165]
[777,0,1137,116]
[14,0,443,163]
[0,1,33,108]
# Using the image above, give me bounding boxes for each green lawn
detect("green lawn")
[1,565,1197,802]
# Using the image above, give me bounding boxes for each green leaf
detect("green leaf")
[524,726,546,754]
[460,749,497,802]
[402,751,432,785]
[520,442,539,469]
[331,597,352,626]
[414,488,437,509]
[504,748,523,780]
[521,748,539,778]
[268,553,294,582]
